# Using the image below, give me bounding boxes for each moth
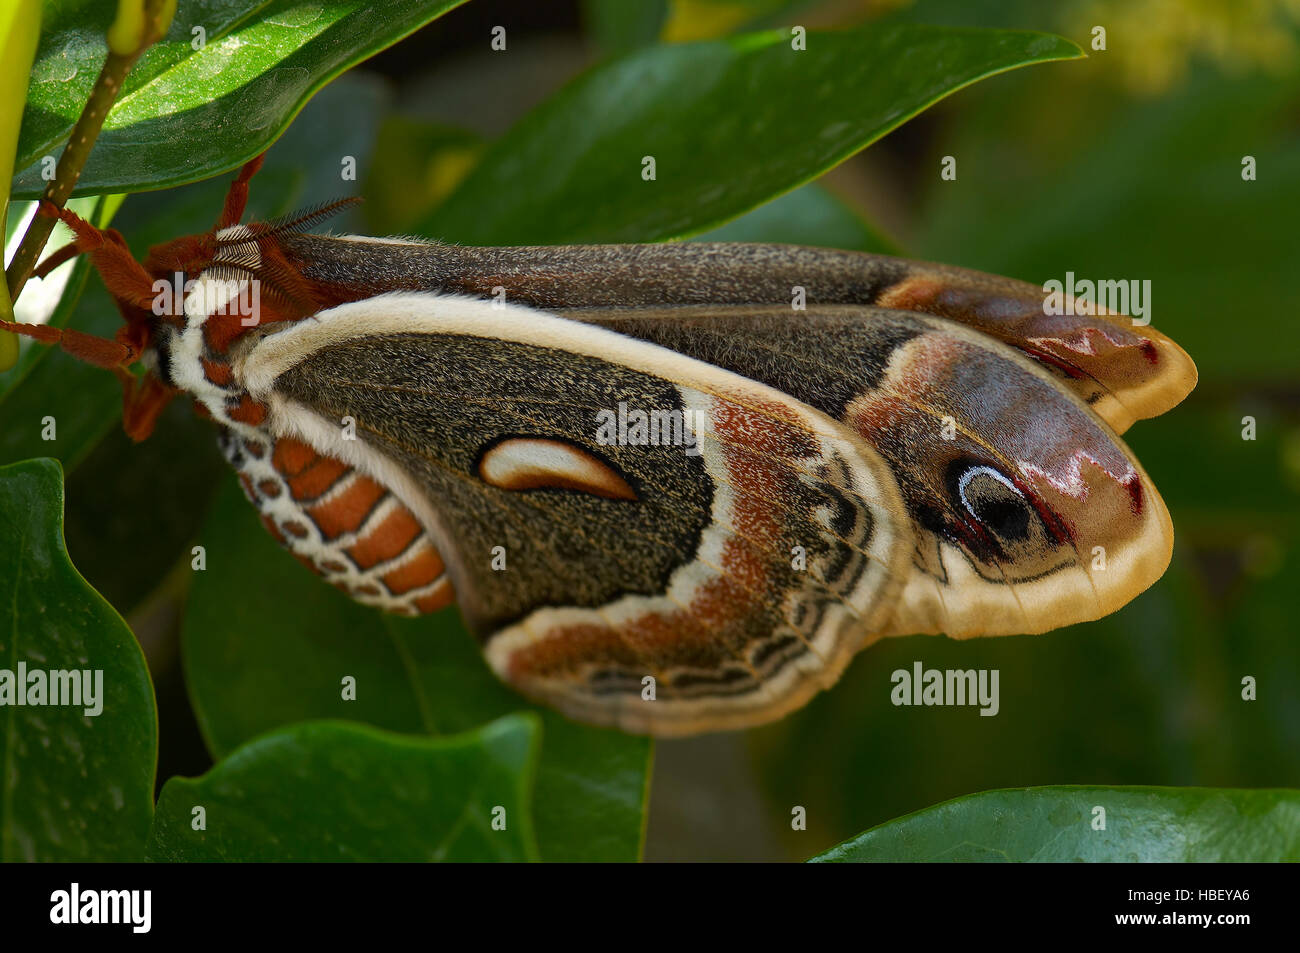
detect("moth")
[4,156,1197,736]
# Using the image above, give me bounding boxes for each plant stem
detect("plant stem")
[5,0,172,303]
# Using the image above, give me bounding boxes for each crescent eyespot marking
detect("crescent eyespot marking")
[955,464,1032,541]
[956,464,1022,515]
[478,437,638,501]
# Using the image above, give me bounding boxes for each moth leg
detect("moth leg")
[0,316,134,368]
[215,153,267,230]
[119,372,177,442]
[36,201,157,311]
[0,314,171,438]
[32,240,84,278]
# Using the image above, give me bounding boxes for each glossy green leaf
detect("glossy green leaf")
[0,458,156,861]
[181,477,651,862]
[422,23,1082,244]
[147,716,541,861]
[691,181,900,253]
[11,0,467,198]
[811,786,1300,862]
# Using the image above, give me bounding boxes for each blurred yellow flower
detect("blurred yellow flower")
[1078,0,1300,93]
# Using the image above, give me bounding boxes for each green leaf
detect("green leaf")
[147,716,541,861]
[11,0,467,198]
[422,23,1082,244]
[810,786,1300,862]
[182,477,651,862]
[581,0,668,55]
[0,458,156,861]
[691,181,901,253]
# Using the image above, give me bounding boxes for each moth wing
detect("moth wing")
[868,257,1198,433]
[237,292,912,736]
[570,302,1176,641]
[278,237,1195,433]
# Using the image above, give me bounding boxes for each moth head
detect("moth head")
[139,231,219,282]
[1,155,354,441]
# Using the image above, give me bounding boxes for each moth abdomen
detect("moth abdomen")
[221,430,454,616]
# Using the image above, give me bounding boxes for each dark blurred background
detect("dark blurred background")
[49,0,1300,860]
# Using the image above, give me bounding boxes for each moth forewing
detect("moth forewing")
[236,291,913,736]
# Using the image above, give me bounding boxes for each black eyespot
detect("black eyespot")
[954,464,1032,541]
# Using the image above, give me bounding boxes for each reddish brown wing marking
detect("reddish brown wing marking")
[492,390,891,734]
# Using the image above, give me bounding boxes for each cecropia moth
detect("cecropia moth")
[4,156,1197,736]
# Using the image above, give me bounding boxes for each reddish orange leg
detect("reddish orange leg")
[0,316,135,368]
[32,241,84,279]
[120,372,177,442]
[37,200,111,249]
[0,314,174,439]
[0,318,62,345]
[4,204,184,442]
[216,153,267,230]
[35,201,159,311]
